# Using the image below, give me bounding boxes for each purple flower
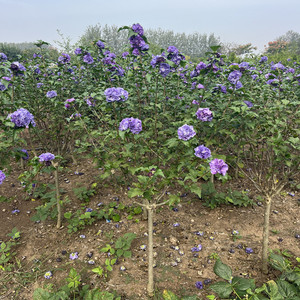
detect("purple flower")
[271,63,285,71]
[0,82,6,91]
[104,87,129,102]
[20,149,29,160]
[150,55,166,68]
[132,23,144,35]
[129,118,142,134]
[119,117,142,134]
[33,53,42,58]
[119,118,131,131]
[192,100,199,105]
[259,56,268,63]
[12,209,20,214]
[58,53,71,64]
[191,244,202,252]
[190,70,199,78]
[96,40,105,49]
[10,62,26,73]
[195,281,203,289]
[167,46,179,54]
[39,153,55,164]
[46,90,57,98]
[251,74,258,80]
[44,271,52,279]
[129,35,149,52]
[173,223,180,227]
[159,63,171,77]
[194,145,211,159]
[8,108,36,128]
[132,48,140,56]
[0,53,8,61]
[219,85,227,93]
[239,62,250,70]
[69,252,79,260]
[197,84,204,89]
[36,83,43,88]
[34,67,41,74]
[85,96,95,107]
[64,98,75,109]
[195,231,204,236]
[245,247,253,254]
[0,170,6,184]
[236,81,243,89]
[86,208,93,212]
[177,124,196,141]
[122,51,129,58]
[228,70,242,84]
[196,108,213,122]
[102,52,116,65]
[232,229,239,235]
[70,113,81,119]
[74,48,82,55]
[196,62,207,71]
[83,53,94,64]
[243,100,253,108]
[209,159,228,176]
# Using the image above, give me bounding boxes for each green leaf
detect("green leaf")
[210,45,221,52]
[128,188,143,198]
[146,74,152,83]
[189,184,202,198]
[116,249,123,257]
[64,212,72,219]
[266,280,284,300]
[33,288,51,300]
[210,282,232,298]
[213,259,232,281]
[232,277,255,296]
[123,250,131,258]
[162,289,179,300]
[276,280,297,298]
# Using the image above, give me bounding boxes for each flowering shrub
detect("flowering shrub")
[0,23,299,287]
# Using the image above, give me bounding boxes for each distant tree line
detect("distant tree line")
[77,24,221,58]
[1,24,299,62]
[0,42,58,61]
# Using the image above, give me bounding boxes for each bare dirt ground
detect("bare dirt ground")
[0,158,299,299]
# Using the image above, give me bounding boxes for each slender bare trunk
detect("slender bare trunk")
[262,195,272,274]
[54,166,61,228]
[142,198,148,220]
[147,205,154,297]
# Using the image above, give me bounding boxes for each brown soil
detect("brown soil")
[0,158,299,299]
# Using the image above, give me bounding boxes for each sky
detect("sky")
[1,0,300,53]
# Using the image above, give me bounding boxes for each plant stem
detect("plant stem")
[262,195,272,274]
[147,203,154,297]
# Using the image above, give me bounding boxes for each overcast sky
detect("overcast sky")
[1,0,300,53]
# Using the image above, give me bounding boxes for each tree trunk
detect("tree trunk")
[147,205,154,297]
[54,167,62,229]
[262,195,272,274]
